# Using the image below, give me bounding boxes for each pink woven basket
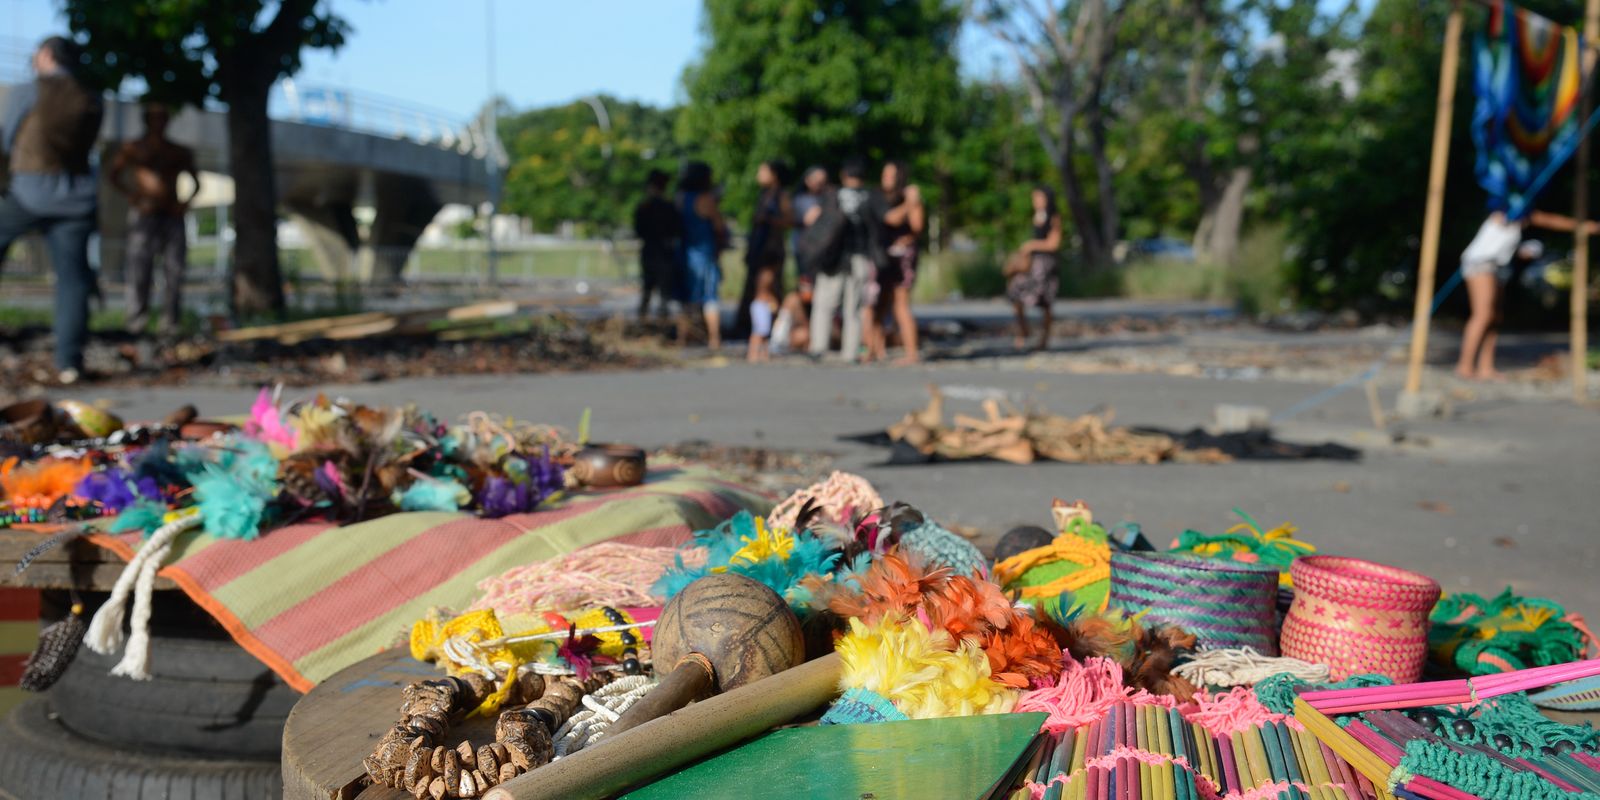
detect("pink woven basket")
[1280,555,1441,682]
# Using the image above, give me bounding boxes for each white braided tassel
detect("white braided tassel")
[84,515,201,677]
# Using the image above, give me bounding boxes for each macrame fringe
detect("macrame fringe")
[1173,646,1330,688]
[84,514,201,680]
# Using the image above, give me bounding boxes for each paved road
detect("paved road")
[57,343,1600,615]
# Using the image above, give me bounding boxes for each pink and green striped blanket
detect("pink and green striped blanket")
[81,465,769,692]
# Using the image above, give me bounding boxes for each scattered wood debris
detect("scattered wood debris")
[886,388,1231,465]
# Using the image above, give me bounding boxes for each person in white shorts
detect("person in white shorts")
[1455,210,1597,380]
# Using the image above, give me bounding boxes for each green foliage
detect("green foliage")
[499,97,687,236]
[63,0,348,103]
[927,81,1053,252]
[679,0,961,216]
[1283,0,1485,312]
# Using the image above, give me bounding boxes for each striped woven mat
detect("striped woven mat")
[77,465,770,692]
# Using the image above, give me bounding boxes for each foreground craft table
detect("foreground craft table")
[0,528,177,591]
[283,648,485,800]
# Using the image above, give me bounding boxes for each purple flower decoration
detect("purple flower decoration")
[477,449,565,518]
[74,468,162,512]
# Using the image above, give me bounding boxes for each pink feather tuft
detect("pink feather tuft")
[246,388,299,451]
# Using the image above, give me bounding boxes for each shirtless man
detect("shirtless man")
[109,105,197,334]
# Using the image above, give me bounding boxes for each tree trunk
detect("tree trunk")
[1057,112,1110,269]
[1193,166,1252,266]
[1086,106,1118,260]
[224,80,286,317]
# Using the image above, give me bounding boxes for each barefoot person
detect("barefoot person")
[675,161,727,350]
[868,161,924,364]
[1455,209,1597,380]
[0,37,103,384]
[1006,186,1062,351]
[741,160,792,362]
[109,104,199,336]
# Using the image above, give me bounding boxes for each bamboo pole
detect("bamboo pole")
[1404,0,1466,398]
[1575,0,1599,402]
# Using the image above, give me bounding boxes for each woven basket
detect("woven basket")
[1108,551,1281,654]
[1280,555,1440,682]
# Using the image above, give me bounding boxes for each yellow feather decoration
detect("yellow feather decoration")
[835,615,1019,720]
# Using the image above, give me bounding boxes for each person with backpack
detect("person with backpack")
[807,158,880,361]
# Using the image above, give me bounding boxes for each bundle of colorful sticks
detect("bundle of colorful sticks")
[1290,658,1600,800]
[1020,701,1396,800]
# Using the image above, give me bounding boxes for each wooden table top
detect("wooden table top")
[1,528,177,592]
[281,648,502,800]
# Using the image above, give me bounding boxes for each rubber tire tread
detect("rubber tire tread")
[50,633,296,759]
[0,696,280,800]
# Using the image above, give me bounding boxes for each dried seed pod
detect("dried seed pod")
[428,776,448,800]
[407,715,446,739]
[442,749,461,788]
[456,739,476,768]
[405,747,433,790]
[498,762,519,784]
[476,744,499,777]
[504,737,535,770]
[490,742,509,765]
[430,745,447,773]
[363,755,388,784]
[459,770,478,798]
[391,768,405,788]
[460,673,493,708]
[509,668,545,705]
[410,776,432,800]
[477,765,497,789]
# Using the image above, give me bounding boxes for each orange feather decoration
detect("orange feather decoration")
[1,456,94,507]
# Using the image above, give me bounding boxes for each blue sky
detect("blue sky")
[7,0,1007,119]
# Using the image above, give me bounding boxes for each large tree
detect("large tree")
[64,0,348,316]
[979,0,1127,269]
[679,0,961,216]
[499,97,686,235]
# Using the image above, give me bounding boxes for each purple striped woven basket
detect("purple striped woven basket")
[1108,551,1281,655]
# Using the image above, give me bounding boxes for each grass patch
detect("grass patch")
[1118,224,1291,313]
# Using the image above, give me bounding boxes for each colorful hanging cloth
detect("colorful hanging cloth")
[1472,0,1586,218]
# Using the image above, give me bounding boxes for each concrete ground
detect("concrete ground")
[50,321,1600,617]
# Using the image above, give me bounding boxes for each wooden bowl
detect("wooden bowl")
[0,400,60,445]
[569,443,647,488]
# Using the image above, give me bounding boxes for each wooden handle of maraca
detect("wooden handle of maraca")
[483,652,842,800]
[605,653,715,738]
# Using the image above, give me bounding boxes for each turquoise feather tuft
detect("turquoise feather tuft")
[396,478,468,512]
[110,500,168,536]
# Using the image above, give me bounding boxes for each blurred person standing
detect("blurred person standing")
[675,160,727,350]
[632,168,680,321]
[1454,209,1597,380]
[109,104,198,336]
[865,160,924,364]
[809,158,877,362]
[773,165,829,355]
[1006,185,1062,351]
[0,36,104,384]
[739,159,792,362]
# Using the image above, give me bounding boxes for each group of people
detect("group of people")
[1,36,198,383]
[633,156,934,364]
[633,155,1071,363]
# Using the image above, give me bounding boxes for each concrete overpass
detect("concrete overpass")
[0,80,500,283]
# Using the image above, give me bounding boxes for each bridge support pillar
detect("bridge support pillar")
[369,173,442,284]
[281,175,360,284]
